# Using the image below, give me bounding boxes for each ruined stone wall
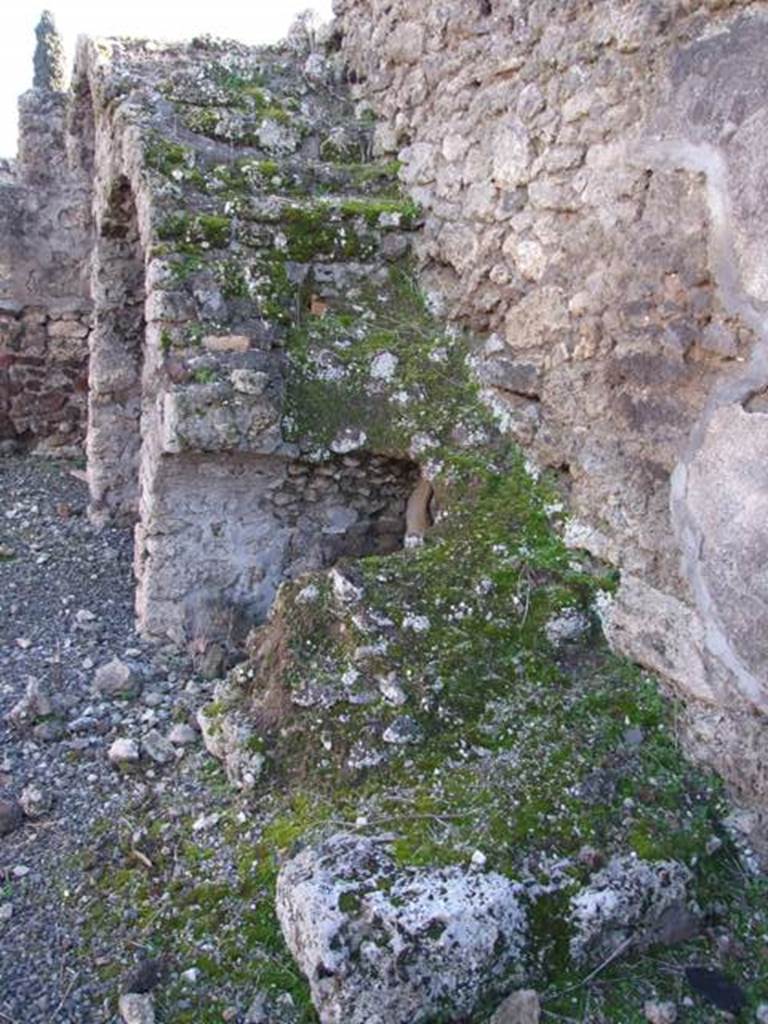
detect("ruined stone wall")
[335,0,768,823]
[53,33,425,651]
[0,79,92,451]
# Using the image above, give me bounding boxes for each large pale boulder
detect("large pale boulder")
[276,833,527,1024]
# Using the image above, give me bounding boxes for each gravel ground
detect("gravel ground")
[0,454,206,1022]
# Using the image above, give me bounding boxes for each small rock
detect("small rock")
[122,958,165,995]
[330,428,367,454]
[168,723,197,746]
[245,993,270,1024]
[382,715,423,745]
[33,719,63,742]
[644,1001,677,1024]
[402,613,430,632]
[544,608,589,644]
[378,673,407,706]
[74,608,97,628]
[197,689,264,789]
[623,726,645,747]
[577,845,604,871]
[19,784,52,819]
[570,857,695,964]
[685,966,747,1015]
[370,351,399,381]
[0,903,12,924]
[490,990,541,1024]
[0,796,23,836]
[756,1003,768,1024]
[68,714,98,734]
[94,658,143,699]
[192,812,220,832]
[330,566,363,604]
[142,729,175,765]
[8,677,52,728]
[108,738,140,767]
[118,991,155,1024]
[180,967,199,984]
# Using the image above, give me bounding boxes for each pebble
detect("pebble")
[245,992,269,1023]
[490,989,540,1024]
[644,1001,677,1024]
[122,958,164,995]
[19,784,52,819]
[8,677,53,727]
[168,723,197,746]
[75,608,97,627]
[94,658,143,699]
[33,719,63,742]
[118,991,156,1024]
[0,796,24,836]
[108,738,140,766]
[192,813,220,832]
[382,715,423,745]
[142,729,175,765]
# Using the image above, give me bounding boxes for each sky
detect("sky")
[0,0,334,157]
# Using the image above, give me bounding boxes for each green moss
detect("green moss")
[192,367,217,384]
[180,102,292,146]
[157,212,231,250]
[196,214,231,247]
[145,137,191,175]
[282,264,488,455]
[167,251,206,284]
[337,196,420,227]
[215,258,250,300]
[212,67,266,94]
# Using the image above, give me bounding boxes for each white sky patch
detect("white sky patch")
[0,0,333,157]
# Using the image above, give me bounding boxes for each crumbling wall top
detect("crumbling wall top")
[33,10,66,93]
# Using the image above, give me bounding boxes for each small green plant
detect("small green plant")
[192,367,217,384]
